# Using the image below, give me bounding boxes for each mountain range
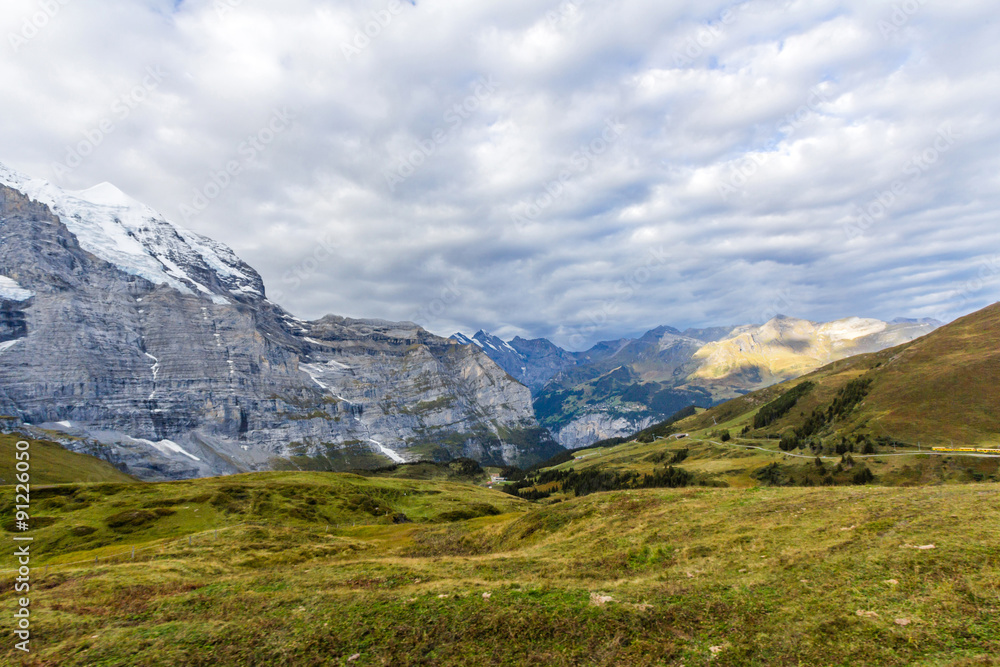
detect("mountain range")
[0,161,951,479]
[0,163,560,480]
[453,314,940,447]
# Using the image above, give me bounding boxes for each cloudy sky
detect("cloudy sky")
[2,0,999,349]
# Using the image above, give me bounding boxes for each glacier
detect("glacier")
[0,162,263,303]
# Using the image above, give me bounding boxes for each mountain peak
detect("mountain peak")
[73,181,144,209]
[0,162,265,303]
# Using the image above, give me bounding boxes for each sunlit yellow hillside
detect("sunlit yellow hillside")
[687,316,936,391]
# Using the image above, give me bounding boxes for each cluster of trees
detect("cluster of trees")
[637,465,695,491]
[753,381,816,429]
[559,465,695,497]
[780,432,880,455]
[505,464,694,498]
[834,435,876,455]
[517,488,552,501]
[775,378,875,451]
[647,448,689,465]
[828,378,874,420]
[753,459,876,487]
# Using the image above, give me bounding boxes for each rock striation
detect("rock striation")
[0,164,560,479]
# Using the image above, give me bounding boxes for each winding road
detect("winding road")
[702,439,1000,461]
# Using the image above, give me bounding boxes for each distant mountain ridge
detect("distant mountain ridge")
[451,331,581,391]
[453,315,941,447]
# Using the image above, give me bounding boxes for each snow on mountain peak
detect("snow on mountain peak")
[74,181,147,209]
[817,317,887,341]
[0,162,264,301]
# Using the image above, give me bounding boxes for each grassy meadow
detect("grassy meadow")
[2,443,999,665]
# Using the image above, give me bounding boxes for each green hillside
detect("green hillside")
[502,305,1000,499]
[0,471,526,566]
[0,433,136,486]
[681,302,1000,449]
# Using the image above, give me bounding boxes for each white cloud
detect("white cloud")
[2,0,999,349]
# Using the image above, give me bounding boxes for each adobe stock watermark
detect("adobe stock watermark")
[408,278,463,331]
[673,3,749,68]
[844,125,959,240]
[509,117,625,228]
[49,66,166,181]
[268,232,338,304]
[383,76,499,193]
[545,0,580,27]
[8,0,71,53]
[931,255,1000,323]
[717,86,831,202]
[180,107,296,222]
[214,0,244,20]
[341,0,410,62]
[11,439,32,653]
[565,244,670,349]
[877,0,928,39]
[754,288,797,325]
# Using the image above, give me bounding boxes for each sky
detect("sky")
[2,0,999,350]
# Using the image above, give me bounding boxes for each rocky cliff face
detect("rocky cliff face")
[550,412,657,450]
[451,331,579,391]
[0,165,560,480]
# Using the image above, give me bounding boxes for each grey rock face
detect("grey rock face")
[450,331,579,391]
[552,412,658,449]
[0,167,560,480]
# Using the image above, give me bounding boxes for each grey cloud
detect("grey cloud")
[1,0,998,350]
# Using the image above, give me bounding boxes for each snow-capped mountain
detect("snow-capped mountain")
[450,331,588,391]
[0,163,264,303]
[0,163,560,479]
[451,330,530,380]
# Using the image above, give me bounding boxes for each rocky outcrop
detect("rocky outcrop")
[552,412,657,449]
[451,331,579,391]
[0,165,560,480]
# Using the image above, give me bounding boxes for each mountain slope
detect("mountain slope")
[450,331,579,391]
[682,302,1000,448]
[0,433,137,485]
[688,315,942,390]
[7,475,999,666]
[0,163,560,479]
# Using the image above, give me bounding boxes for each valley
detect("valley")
[453,316,940,448]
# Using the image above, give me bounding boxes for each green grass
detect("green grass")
[510,431,999,499]
[2,478,997,666]
[0,471,526,567]
[0,433,136,486]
